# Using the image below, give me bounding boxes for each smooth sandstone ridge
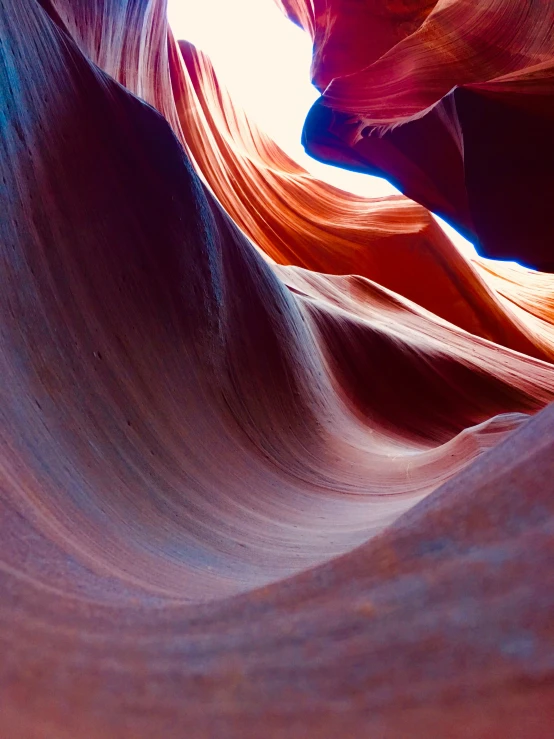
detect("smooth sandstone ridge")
[1,0,554,735]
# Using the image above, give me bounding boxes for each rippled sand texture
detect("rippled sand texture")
[1,0,554,735]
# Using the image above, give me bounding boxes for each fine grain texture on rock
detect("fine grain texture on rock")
[1,0,554,736]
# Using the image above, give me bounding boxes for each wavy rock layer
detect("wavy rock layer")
[277,0,554,269]
[1,0,554,735]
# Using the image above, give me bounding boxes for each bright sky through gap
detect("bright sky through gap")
[166,0,478,257]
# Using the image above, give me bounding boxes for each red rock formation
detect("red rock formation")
[278,0,554,269]
[1,0,554,735]
[174,41,554,360]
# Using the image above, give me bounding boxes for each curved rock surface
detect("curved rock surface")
[277,0,554,269]
[1,0,554,735]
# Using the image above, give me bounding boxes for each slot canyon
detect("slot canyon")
[1,0,554,735]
